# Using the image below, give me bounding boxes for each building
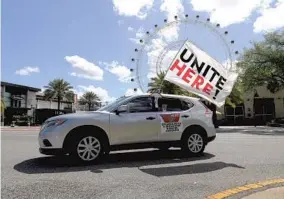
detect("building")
[36,92,74,110]
[1,81,41,125]
[1,81,76,125]
[217,86,284,125]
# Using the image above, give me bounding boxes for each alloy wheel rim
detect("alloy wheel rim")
[77,136,101,161]
[188,134,203,153]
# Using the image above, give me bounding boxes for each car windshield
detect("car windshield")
[97,95,131,112]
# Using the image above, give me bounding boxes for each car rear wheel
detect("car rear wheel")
[70,134,103,163]
[181,128,206,156]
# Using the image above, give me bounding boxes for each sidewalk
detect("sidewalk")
[1,126,40,129]
[1,126,40,131]
[242,187,284,199]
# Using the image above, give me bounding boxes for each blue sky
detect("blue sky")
[2,0,284,102]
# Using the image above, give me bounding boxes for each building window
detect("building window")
[3,92,11,107]
[225,105,245,124]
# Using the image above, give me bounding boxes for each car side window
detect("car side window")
[181,99,194,110]
[125,97,154,113]
[158,98,183,112]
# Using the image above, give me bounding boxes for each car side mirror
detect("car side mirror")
[116,105,128,115]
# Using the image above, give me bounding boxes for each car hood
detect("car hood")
[45,111,109,122]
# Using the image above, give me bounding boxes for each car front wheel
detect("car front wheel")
[70,134,103,163]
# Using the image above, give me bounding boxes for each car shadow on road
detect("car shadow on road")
[14,149,218,175]
[140,162,245,177]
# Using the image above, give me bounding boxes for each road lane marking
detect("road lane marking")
[206,178,284,199]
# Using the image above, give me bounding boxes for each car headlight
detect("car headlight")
[41,119,67,130]
[46,119,67,127]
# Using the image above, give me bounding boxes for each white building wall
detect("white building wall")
[216,86,284,120]
[37,99,72,110]
[244,86,284,118]
[37,100,52,109]
[26,90,37,108]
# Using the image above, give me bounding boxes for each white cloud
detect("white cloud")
[222,59,239,71]
[158,24,181,42]
[76,85,116,103]
[112,0,154,19]
[65,55,104,81]
[190,0,274,27]
[102,61,132,82]
[128,26,134,31]
[159,0,184,42]
[69,72,102,81]
[37,87,46,96]
[15,67,40,76]
[146,38,178,79]
[160,0,184,20]
[125,88,144,96]
[129,27,145,44]
[129,38,141,44]
[136,27,145,38]
[146,38,166,79]
[126,0,183,89]
[254,0,284,32]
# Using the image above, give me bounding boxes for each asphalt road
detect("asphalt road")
[1,126,284,199]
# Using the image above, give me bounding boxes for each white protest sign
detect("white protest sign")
[164,40,238,107]
[160,113,183,133]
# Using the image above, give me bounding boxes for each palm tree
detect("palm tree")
[1,99,5,125]
[44,79,74,111]
[1,99,5,114]
[79,91,100,111]
[148,71,182,94]
[148,71,197,96]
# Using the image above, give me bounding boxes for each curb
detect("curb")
[206,178,284,199]
[267,123,284,128]
[241,187,284,199]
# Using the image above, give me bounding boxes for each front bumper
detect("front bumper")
[38,125,69,149]
[39,148,65,155]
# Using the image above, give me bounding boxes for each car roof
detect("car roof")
[132,93,200,102]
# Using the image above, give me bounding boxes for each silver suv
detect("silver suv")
[38,93,216,163]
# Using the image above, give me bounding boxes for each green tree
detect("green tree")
[44,79,74,111]
[237,30,284,93]
[147,71,196,96]
[79,91,100,111]
[225,78,244,108]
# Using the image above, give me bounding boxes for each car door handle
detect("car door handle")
[181,115,189,118]
[146,117,156,120]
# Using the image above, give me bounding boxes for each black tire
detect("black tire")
[181,127,206,156]
[68,133,104,164]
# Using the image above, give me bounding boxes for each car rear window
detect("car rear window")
[158,98,183,111]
